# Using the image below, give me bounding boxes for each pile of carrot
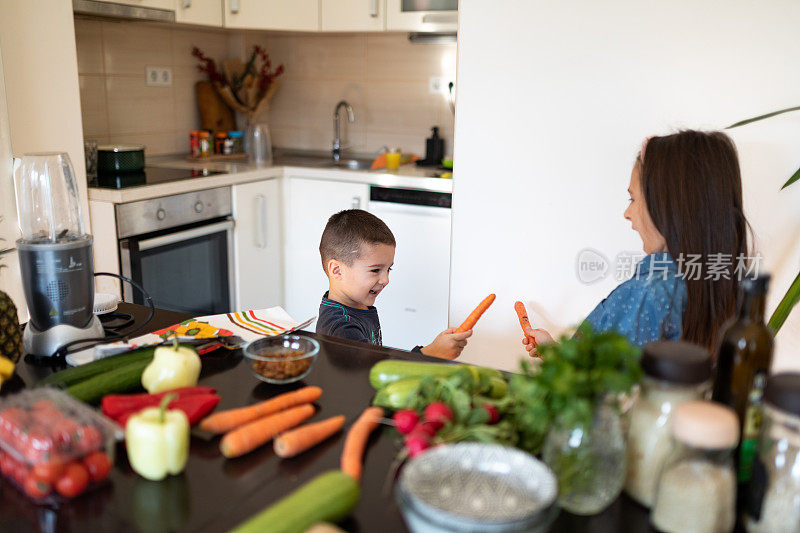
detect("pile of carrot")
[200,386,346,459]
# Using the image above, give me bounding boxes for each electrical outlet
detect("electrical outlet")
[145,66,173,87]
[429,76,455,95]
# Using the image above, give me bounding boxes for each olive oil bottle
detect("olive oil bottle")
[712,274,774,484]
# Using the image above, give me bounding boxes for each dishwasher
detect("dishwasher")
[368,186,452,350]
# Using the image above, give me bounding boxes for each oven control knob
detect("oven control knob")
[194,201,204,213]
[156,208,166,220]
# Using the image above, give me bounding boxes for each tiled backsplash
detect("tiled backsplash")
[74,18,456,157]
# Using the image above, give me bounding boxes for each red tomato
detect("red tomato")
[32,461,65,484]
[51,418,81,448]
[82,452,112,482]
[0,453,10,476]
[23,474,52,499]
[55,463,89,498]
[12,460,29,486]
[76,425,102,454]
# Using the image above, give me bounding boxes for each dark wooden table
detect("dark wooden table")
[0,303,654,532]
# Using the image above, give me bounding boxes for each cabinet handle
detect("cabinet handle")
[256,195,267,249]
[230,0,240,14]
[182,0,191,7]
[369,0,379,17]
[352,196,361,210]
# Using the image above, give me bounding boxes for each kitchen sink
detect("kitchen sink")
[325,159,373,170]
[273,150,374,171]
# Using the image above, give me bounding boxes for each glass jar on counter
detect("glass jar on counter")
[651,401,739,533]
[625,341,712,507]
[745,372,800,532]
[198,131,211,157]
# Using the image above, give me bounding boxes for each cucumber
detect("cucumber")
[231,470,360,533]
[36,347,156,389]
[64,359,151,404]
[369,360,503,390]
[373,377,422,410]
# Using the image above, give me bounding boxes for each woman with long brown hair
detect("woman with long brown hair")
[524,130,749,353]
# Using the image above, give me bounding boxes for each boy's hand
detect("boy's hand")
[522,326,554,358]
[420,328,472,360]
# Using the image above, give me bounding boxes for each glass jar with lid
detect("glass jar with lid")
[625,340,713,507]
[745,372,800,532]
[651,401,739,533]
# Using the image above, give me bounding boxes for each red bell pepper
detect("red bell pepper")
[102,386,217,419]
[115,394,221,428]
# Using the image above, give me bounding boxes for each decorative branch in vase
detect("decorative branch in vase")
[727,107,800,333]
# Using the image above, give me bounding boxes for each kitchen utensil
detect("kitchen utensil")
[97,145,145,173]
[243,334,320,384]
[396,442,559,533]
[196,81,236,133]
[13,152,104,356]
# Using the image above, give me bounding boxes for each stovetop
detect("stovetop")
[89,167,223,189]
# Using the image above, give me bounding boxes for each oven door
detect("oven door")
[388,0,458,32]
[120,219,235,315]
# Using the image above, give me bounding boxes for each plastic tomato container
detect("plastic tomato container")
[0,388,122,503]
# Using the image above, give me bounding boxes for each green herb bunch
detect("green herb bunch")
[509,322,643,454]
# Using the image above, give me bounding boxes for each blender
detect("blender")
[13,152,103,356]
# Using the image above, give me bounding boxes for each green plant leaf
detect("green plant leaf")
[727,105,800,129]
[769,269,800,333]
[781,166,800,190]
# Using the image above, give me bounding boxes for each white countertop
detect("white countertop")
[87,154,453,204]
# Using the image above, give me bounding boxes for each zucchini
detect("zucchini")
[373,377,422,410]
[64,359,151,404]
[36,347,156,389]
[369,360,503,390]
[231,470,360,533]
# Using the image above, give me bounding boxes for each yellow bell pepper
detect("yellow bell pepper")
[125,394,190,481]
[141,336,201,394]
[0,355,15,390]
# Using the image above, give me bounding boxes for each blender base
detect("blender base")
[23,315,105,357]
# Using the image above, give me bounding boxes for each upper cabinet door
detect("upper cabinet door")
[176,0,222,26]
[223,0,319,31]
[100,0,176,10]
[385,0,457,32]
[321,0,386,32]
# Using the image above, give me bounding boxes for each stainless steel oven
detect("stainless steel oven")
[117,187,234,315]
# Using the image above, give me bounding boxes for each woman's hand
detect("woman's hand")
[522,326,554,358]
[421,328,472,360]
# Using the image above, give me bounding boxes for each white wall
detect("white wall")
[451,1,800,372]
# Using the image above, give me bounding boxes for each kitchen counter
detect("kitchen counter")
[87,153,453,204]
[2,304,653,532]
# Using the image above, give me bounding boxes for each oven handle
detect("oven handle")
[138,220,234,251]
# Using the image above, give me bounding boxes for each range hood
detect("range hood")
[72,0,175,23]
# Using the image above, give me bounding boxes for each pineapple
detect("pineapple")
[0,229,22,364]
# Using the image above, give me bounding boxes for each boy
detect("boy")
[316,209,471,359]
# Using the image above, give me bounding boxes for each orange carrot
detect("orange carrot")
[220,403,315,458]
[273,415,346,458]
[200,386,322,434]
[515,301,537,348]
[341,406,383,482]
[456,294,496,332]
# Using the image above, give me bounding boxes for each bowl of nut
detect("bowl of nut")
[243,335,320,384]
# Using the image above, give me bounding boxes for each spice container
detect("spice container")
[189,131,200,158]
[198,131,211,157]
[214,132,227,154]
[651,401,738,533]
[243,335,319,384]
[0,388,121,503]
[228,131,244,154]
[745,372,800,532]
[625,341,712,507]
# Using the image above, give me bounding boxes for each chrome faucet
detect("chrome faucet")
[332,100,354,161]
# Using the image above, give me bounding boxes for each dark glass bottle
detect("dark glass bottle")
[712,274,774,485]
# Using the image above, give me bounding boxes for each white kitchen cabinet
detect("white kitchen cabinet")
[100,0,176,11]
[232,179,283,311]
[385,0,458,32]
[176,0,222,26]
[223,0,319,31]
[283,177,369,326]
[321,0,386,32]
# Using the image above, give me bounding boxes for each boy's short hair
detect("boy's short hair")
[320,209,396,272]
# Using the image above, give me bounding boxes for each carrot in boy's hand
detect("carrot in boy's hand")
[273,415,346,458]
[456,294,496,333]
[515,301,537,350]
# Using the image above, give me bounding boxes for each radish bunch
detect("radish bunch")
[392,403,454,457]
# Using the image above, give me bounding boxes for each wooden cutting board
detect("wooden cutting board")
[196,81,236,132]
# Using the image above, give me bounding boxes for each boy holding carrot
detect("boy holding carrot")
[316,209,471,360]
